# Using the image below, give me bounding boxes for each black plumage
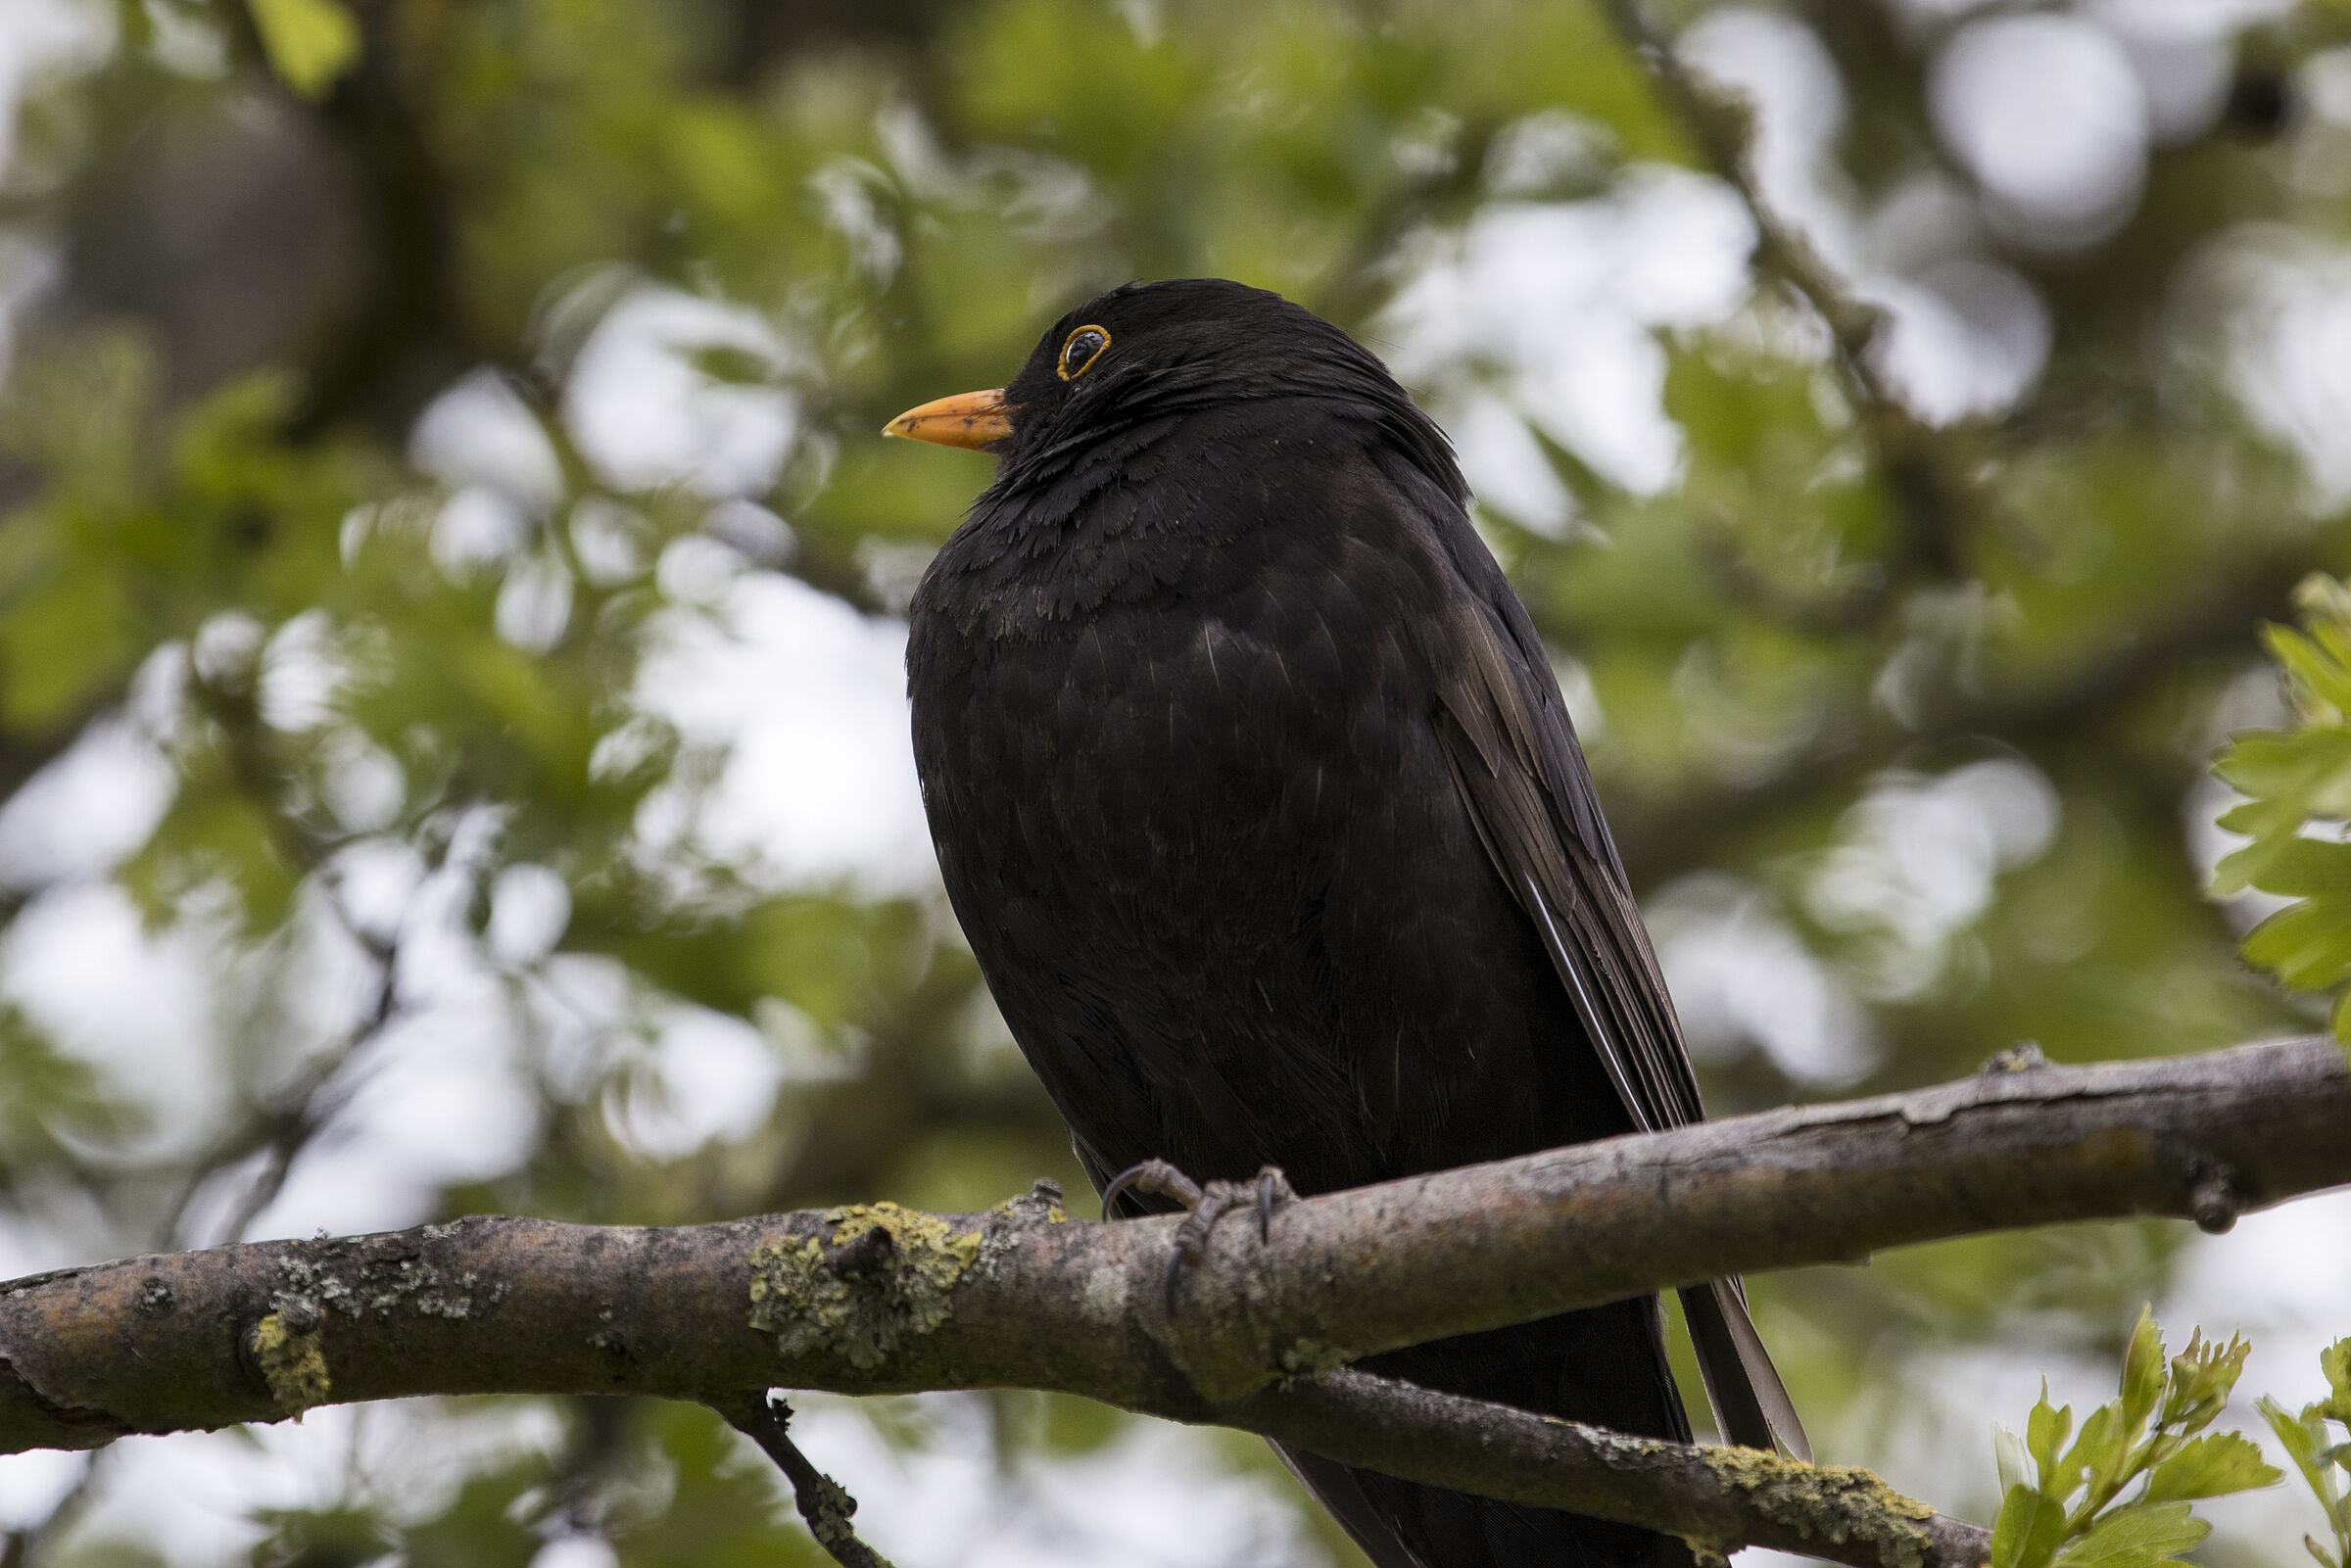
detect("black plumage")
[903,278,1802,1568]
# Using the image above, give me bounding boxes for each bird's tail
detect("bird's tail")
[1678,1278,1809,1460]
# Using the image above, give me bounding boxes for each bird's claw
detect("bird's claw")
[1101,1157,1204,1216]
[1254,1165,1298,1244]
[1102,1160,1296,1313]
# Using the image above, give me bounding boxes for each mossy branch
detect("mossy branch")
[2,1038,2347,1567]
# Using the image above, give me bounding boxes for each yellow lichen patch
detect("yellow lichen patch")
[1700,1448,1937,1568]
[986,1192,1068,1227]
[252,1308,330,1415]
[747,1202,984,1371]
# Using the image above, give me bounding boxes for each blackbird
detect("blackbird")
[892,278,1803,1568]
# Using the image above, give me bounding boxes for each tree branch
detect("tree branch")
[718,1391,899,1568]
[2,1037,2344,1566]
[1233,1369,1991,1568]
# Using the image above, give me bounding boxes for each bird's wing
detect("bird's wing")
[1430,579,1809,1461]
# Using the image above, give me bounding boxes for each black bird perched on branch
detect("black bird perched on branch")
[892,278,1804,1568]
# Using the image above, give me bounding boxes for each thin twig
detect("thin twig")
[151,894,405,1252]
[718,1392,898,1568]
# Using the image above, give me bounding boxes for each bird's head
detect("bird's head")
[884,279,1453,494]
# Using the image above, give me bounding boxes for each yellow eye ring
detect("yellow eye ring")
[1057,324,1111,381]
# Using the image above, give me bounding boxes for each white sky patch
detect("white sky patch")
[1482,110,1612,199]
[259,609,341,731]
[410,367,564,510]
[328,837,428,945]
[1870,261,2052,426]
[1805,759,2061,1001]
[234,819,537,1242]
[1448,387,1573,537]
[0,1448,84,1531]
[0,0,113,181]
[605,1002,787,1162]
[487,863,572,967]
[0,718,172,889]
[2307,46,2351,128]
[240,1005,541,1242]
[789,1393,1323,1568]
[1652,873,1877,1086]
[1383,165,1755,496]
[2087,0,2296,145]
[563,286,799,499]
[42,1399,564,1568]
[496,547,576,653]
[2165,1185,2351,1552]
[638,572,936,894]
[431,485,531,575]
[568,495,654,586]
[0,881,223,1160]
[535,1539,619,1568]
[2186,227,2351,510]
[1931,13,2149,252]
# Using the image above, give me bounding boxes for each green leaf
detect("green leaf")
[2212,729,2351,815]
[2266,625,2351,718]
[2165,1330,2252,1433]
[2144,1431,2283,1500]
[247,0,360,99]
[2030,1390,2077,1497]
[2241,900,2351,992]
[2054,1500,2208,1568]
[2062,1404,2130,1503]
[1996,1424,2033,1500]
[2262,1396,2338,1505]
[2240,838,2351,899]
[2121,1307,2165,1435]
[2322,1339,2351,1424]
[1993,1483,2071,1568]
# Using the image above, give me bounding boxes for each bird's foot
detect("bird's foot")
[1102,1160,1297,1312]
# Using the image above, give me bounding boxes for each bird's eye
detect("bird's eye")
[1058,325,1111,381]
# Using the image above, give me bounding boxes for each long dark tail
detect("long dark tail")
[1680,1278,1809,1460]
[1273,1301,1701,1568]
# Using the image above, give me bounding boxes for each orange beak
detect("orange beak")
[883,388,1013,450]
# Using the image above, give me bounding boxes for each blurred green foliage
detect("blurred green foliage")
[0,0,2347,1562]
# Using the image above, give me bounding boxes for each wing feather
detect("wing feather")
[1435,596,1809,1461]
